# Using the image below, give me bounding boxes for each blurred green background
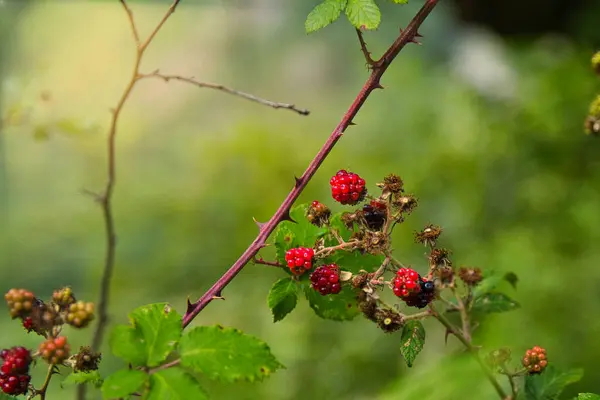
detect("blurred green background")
[1,0,600,399]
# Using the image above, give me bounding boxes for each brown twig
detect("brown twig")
[137,71,310,116]
[253,256,283,268]
[35,364,56,400]
[182,0,441,328]
[356,28,376,66]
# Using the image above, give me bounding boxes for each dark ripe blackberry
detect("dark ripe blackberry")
[362,203,386,230]
[421,280,435,293]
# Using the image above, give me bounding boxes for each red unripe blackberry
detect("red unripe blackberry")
[39,336,70,365]
[393,268,435,308]
[285,247,315,275]
[522,346,548,374]
[22,317,33,332]
[330,170,366,205]
[0,374,30,395]
[310,264,342,295]
[0,347,32,375]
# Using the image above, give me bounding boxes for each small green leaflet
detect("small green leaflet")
[471,293,520,314]
[101,369,148,400]
[524,366,583,400]
[109,303,182,368]
[304,284,359,321]
[179,325,284,383]
[62,371,103,388]
[472,270,518,299]
[267,277,298,322]
[146,368,208,400]
[400,320,425,367]
[576,394,600,400]
[390,0,408,3]
[345,0,381,30]
[305,0,347,33]
[272,204,327,265]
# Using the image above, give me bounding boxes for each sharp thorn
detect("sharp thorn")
[348,121,356,126]
[374,83,384,89]
[294,176,302,187]
[281,210,296,223]
[212,295,225,301]
[444,328,451,345]
[253,217,265,230]
[415,32,423,38]
[186,297,195,314]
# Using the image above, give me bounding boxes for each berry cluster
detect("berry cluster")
[522,346,548,374]
[39,336,70,365]
[330,170,366,205]
[285,247,315,275]
[393,268,435,308]
[306,200,331,227]
[362,200,387,230]
[310,264,342,295]
[66,301,95,328]
[4,289,35,319]
[0,347,31,395]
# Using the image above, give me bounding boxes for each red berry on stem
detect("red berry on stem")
[284,247,315,275]
[310,264,343,295]
[330,170,366,205]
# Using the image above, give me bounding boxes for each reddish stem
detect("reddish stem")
[182,0,440,327]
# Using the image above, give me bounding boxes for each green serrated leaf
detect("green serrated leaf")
[109,325,147,367]
[471,292,520,314]
[129,303,182,367]
[400,320,425,367]
[0,393,14,400]
[328,212,354,243]
[576,394,600,400]
[305,0,347,33]
[101,369,148,400]
[62,371,103,388]
[326,247,385,274]
[390,0,408,3]
[524,366,583,400]
[345,0,381,30]
[267,278,298,322]
[304,283,360,321]
[272,204,327,264]
[504,272,519,289]
[472,271,503,299]
[146,368,208,400]
[179,325,284,383]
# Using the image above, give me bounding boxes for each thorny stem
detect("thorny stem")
[182,0,441,328]
[315,240,360,257]
[452,287,472,342]
[253,256,283,268]
[356,28,376,66]
[89,0,310,369]
[431,304,508,399]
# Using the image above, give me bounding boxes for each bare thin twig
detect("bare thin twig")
[356,28,376,66]
[138,71,310,116]
[119,0,140,47]
[182,0,441,328]
[253,257,283,268]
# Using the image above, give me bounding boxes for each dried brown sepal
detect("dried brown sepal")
[339,271,353,282]
[358,295,378,322]
[362,231,388,254]
[436,266,454,284]
[306,201,331,227]
[393,194,418,214]
[341,211,358,230]
[351,272,369,289]
[458,267,483,286]
[73,346,102,372]
[415,224,442,246]
[30,301,63,336]
[375,308,404,333]
[429,248,452,268]
[52,287,76,310]
[377,174,405,196]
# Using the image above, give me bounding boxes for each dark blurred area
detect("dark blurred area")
[1,1,599,400]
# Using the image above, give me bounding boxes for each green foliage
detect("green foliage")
[109,303,182,368]
[267,277,298,322]
[147,369,208,400]
[305,0,347,33]
[472,271,517,299]
[101,369,148,400]
[524,367,584,400]
[304,283,360,321]
[62,371,103,388]
[179,325,284,383]
[575,394,600,400]
[471,293,520,314]
[305,0,408,33]
[399,320,425,367]
[345,0,381,30]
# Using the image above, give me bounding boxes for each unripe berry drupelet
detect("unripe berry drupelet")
[66,301,95,328]
[330,170,366,205]
[522,346,548,374]
[285,247,315,275]
[306,200,331,227]
[310,264,342,295]
[4,289,35,319]
[39,336,70,365]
